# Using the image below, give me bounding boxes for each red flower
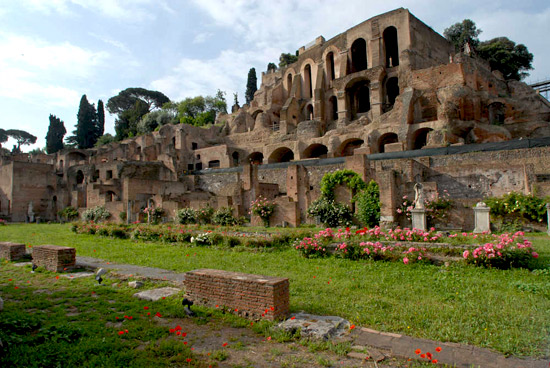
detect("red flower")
[426,352,433,359]
[290,316,296,320]
[435,347,442,352]
[270,307,274,311]
[175,325,182,331]
[169,328,175,333]
[186,358,192,362]
[350,324,355,330]
[144,306,149,310]
[55,276,59,280]
[155,312,162,317]
[118,331,124,335]
[222,342,228,347]
[420,354,426,358]
[183,341,187,345]
[182,332,187,337]
[415,349,421,355]
[432,359,438,364]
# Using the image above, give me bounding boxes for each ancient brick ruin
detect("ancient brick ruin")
[31,245,76,272]
[1,8,549,229]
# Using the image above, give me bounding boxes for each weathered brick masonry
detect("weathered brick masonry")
[0,242,26,261]
[32,245,76,272]
[184,269,290,321]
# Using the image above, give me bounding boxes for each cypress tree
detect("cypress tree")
[245,68,257,105]
[97,99,105,138]
[74,95,98,149]
[45,114,66,154]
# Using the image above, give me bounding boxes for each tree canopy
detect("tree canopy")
[6,129,37,152]
[66,95,99,149]
[45,114,66,154]
[245,68,257,105]
[174,90,227,127]
[107,87,170,140]
[278,52,298,67]
[477,37,533,80]
[267,62,277,72]
[0,129,7,148]
[97,100,105,137]
[444,19,482,52]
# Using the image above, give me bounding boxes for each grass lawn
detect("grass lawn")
[1,223,549,358]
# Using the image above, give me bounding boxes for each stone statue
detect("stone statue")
[414,183,425,209]
[27,201,35,223]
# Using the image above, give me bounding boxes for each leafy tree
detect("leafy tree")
[107,87,170,140]
[45,114,66,154]
[0,128,7,148]
[67,95,98,149]
[477,37,533,80]
[278,52,298,67]
[94,133,116,147]
[136,109,178,134]
[97,100,105,137]
[176,90,227,127]
[444,19,481,52]
[267,62,277,72]
[245,68,257,105]
[29,147,46,155]
[6,129,37,152]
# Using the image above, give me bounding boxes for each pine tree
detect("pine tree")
[97,100,105,138]
[245,68,257,105]
[45,114,66,154]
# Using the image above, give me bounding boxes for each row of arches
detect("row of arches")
[241,129,433,164]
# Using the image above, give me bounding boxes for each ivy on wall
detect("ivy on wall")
[320,169,368,201]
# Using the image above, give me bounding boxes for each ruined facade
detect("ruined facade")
[2,8,550,228]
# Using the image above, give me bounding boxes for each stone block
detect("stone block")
[133,287,180,301]
[0,242,26,261]
[32,245,76,272]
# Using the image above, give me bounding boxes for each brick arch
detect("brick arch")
[378,132,399,153]
[302,143,328,159]
[335,138,364,157]
[322,45,342,81]
[267,147,294,163]
[299,58,317,99]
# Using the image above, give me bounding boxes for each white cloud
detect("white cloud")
[193,32,214,44]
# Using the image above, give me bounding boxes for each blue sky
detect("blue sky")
[0,0,549,151]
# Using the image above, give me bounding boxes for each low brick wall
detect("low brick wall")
[32,245,76,272]
[0,242,26,261]
[184,269,290,321]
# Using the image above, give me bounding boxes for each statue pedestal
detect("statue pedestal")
[411,209,427,231]
[473,202,491,233]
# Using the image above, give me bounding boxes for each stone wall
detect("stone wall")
[32,245,76,272]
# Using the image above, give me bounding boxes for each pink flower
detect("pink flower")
[463,250,469,259]
[403,257,409,265]
[532,252,539,258]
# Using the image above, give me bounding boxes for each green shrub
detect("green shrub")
[250,195,276,227]
[197,206,214,224]
[320,170,367,201]
[57,206,79,221]
[175,208,197,224]
[307,198,353,228]
[355,180,380,227]
[119,211,127,222]
[485,191,549,223]
[81,206,111,222]
[212,207,237,226]
[143,206,164,224]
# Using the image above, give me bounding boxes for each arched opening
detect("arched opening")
[326,52,335,81]
[304,64,312,98]
[346,80,370,120]
[232,151,239,166]
[76,170,84,184]
[172,137,176,146]
[384,77,399,112]
[411,128,433,150]
[383,26,399,67]
[268,147,294,163]
[337,139,364,157]
[287,74,293,95]
[378,133,399,153]
[306,104,314,120]
[351,38,367,73]
[248,152,264,165]
[208,160,220,168]
[191,142,198,150]
[302,144,328,159]
[488,102,505,125]
[328,96,338,121]
[106,191,117,202]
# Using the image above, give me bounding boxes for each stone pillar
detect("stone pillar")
[378,170,397,228]
[546,203,550,235]
[473,202,491,233]
[411,208,427,231]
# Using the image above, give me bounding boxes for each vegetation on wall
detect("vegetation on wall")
[355,180,381,228]
[320,169,367,201]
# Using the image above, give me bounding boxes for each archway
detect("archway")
[351,38,367,73]
[385,77,399,111]
[326,52,335,81]
[76,170,84,184]
[378,133,398,153]
[304,64,312,98]
[232,151,239,166]
[302,144,328,159]
[346,79,370,119]
[411,128,433,150]
[287,73,293,95]
[383,26,399,67]
[247,152,264,165]
[328,96,338,121]
[337,139,364,157]
[106,191,117,202]
[306,104,314,120]
[268,147,294,163]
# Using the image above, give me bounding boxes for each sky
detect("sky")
[0,0,549,152]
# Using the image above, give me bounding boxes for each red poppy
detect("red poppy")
[14,286,19,289]
[270,307,274,311]
[169,328,175,333]
[435,347,442,352]
[420,354,426,358]
[155,312,162,317]
[55,276,59,280]
[175,325,182,331]
[186,358,192,362]
[426,352,433,359]
[350,324,355,330]
[432,359,438,364]
[222,342,228,347]
[118,331,124,335]
[182,332,187,337]
[183,341,187,345]
[144,306,149,310]
[290,316,296,320]
[415,349,421,355]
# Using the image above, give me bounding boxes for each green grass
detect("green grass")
[1,223,550,358]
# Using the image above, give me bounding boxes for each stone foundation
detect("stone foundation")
[32,245,76,272]
[183,268,290,321]
[0,242,26,261]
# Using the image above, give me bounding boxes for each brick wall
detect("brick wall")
[32,245,76,272]
[0,242,26,261]
[184,269,290,321]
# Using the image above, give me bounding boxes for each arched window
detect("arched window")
[302,144,328,159]
[384,77,400,112]
[248,152,264,165]
[378,133,398,153]
[351,38,367,73]
[328,96,338,121]
[383,26,399,67]
[307,104,314,120]
[326,52,335,81]
[76,170,84,184]
[337,139,364,157]
[356,85,370,113]
[232,152,239,166]
[287,74,293,95]
[411,128,433,150]
[268,147,294,163]
[304,64,313,98]
[488,102,505,125]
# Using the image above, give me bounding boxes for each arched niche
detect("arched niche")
[346,79,370,120]
[304,64,313,99]
[378,133,398,153]
[383,26,399,67]
[410,128,433,150]
[326,52,335,81]
[76,170,84,185]
[247,152,264,165]
[302,144,328,159]
[336,138,364,157]
[232,151,240,166]
[384,77,400,112]
[268,147,294,163]
[328,96,338,121]
[350,38,367,73]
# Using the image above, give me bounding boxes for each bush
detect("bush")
[58,206,79,221]
[81,206,111,222]
[175,208,198,224]
[212,207,237,226]
[119,211,127,222]
[190,232,211,246]
[143,206,164,224]
[307,198,354,228]
[250,195,276,227]
[197,206,214,224]
[320,170,367,201]
[485,191,549,223]
[355,180,380,227]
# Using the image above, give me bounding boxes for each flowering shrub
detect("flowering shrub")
[355,180,381,227]
[355,226,443,243]
[57,206,79,221]
[212,207,237,226]
[250,196,276,227]
[0,219,6,225]
[295,237,328,258]
[82,206,111,222]
[143,206,164,224]
[485,191,549,223]
[197,206,214,224]
[307,198,353,227]
[176,208,197,225]
[462,231,538,269]
[397,191,453,226]
[402,246,428,265]
[190,232,211,246]
[336,241,395,261]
